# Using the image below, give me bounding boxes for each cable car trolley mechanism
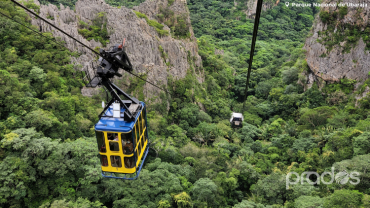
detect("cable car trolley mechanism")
[84,41,149,180]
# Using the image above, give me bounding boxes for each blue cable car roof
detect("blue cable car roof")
[95,102,144,132]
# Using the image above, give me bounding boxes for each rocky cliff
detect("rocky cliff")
[244,0,279,18]
[304,0,370,88]
[28,0,203,99]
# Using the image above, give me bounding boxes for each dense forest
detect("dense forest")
[1,0,370,207]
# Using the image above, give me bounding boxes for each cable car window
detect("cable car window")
[122,137,134,155]
[144,129,148,143]
[107,132,117,141]
[133,125,137,144]
[143,107,146,121]
[138,140,142,156]
[109,141,119,151]
[140,113,145,131]
[135,149,138,163]
[137,116,141,137]
[142,112,145,129]
[110,156,122,167]
[141,135,144,148]
[135,125,139,144]
[100,155,108,166]
[121,132,132,151]
[124,156,135,168]
[107,133,119,151]
[96,131,106,153]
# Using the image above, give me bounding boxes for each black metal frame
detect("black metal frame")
[98,78,139,120]
[83,44,140,121]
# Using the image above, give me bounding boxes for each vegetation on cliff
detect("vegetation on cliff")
[319,5,370,53]
[77,12,110,46]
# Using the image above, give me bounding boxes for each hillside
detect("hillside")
[30,0,203,102]
[304,0,370,86]
[1,0,370,207]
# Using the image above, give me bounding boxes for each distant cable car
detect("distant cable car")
[84,40,149,180]
[230,112,244,128]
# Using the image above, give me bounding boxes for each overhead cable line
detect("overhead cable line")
[0,11,67,49]
[125,70,172,95]
[242,0,263,110]
[10,0,172,96]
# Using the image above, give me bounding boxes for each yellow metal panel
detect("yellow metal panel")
[97,112,148,175]
[98,131,136,174]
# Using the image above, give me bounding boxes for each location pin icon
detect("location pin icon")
[285,2,289,6]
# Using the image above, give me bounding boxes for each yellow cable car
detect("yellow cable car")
[95,102,149,180]
[82,42,150,179]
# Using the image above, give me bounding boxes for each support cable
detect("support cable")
[242,0,264,110]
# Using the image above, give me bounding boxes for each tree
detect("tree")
[158,200,171,208]
[271,134,295,149]
[302,86,326,108]
[352,132,370,156]
[173,192,192,208]
[327,111,350,129]
[235,161,260,191]
[214,171,239,199]
[174,15,190,37]
[232,200,266,208]
[355,117,370,131]
[191,178,218,206]
[256,81,272,99]
[251,173,287,205]
[267,118,285,136]
[24,109,64,138]
[282,67,300,85]
[40,198,106,208]
[166,124,189,147]
[294,196,324,208]
[298,106,337,129]
[175,104,200,127]
[197,111,212,123]
[323,189,363,208]
[29,66,46,82]
[238,122,261,143]
[285,120,297,137]
[194,122,219,145]
[333,154,370,192]
[326,90,347,105]
[292,131,316,153]
[326,128,361,162]
[0,128,102,207]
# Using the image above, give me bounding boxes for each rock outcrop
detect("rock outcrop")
[29,0,203,98]
[244,0,279,18]
[304,0,370,86]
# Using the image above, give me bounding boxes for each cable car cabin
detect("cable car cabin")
[95,102,149,180]
[230,112,244,128]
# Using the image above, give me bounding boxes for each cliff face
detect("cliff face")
[30,0,203,98]
[245,0,279,18]
[304,0,370,87]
